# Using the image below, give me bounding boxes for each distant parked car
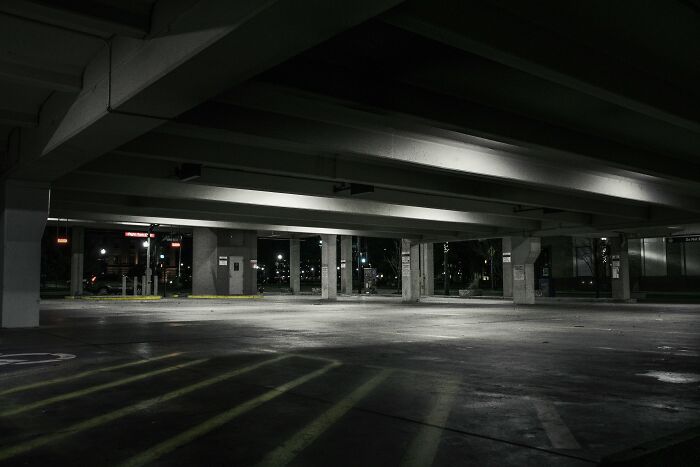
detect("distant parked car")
[85,274,138,295]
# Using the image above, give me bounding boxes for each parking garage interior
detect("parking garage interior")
[1,1,699,466]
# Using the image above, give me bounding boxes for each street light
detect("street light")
[277,254,283,260]
[99,248,107,255]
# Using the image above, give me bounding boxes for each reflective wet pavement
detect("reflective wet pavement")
[1,297,698,466]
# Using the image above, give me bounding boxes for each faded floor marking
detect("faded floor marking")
[532,400,581,450]
[257,369,393,467]
[401,379,460,467]
[119,361,341,467]
[0,355,290,462]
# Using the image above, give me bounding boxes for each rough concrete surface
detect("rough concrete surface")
[0,297,698,466]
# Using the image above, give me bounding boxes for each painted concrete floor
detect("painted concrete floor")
[0,297,698,466]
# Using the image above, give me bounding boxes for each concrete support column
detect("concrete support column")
[510,237,541,305]
[321,234,337,300]
[290,238,300,294]
[193,228,257,295]
[419,243,434,296]
[340,235,353,294]
[610,235,631,300]
[502,238,513,298]
[401,239,420,302]
[70,226,85,296]
[0,181,49,328]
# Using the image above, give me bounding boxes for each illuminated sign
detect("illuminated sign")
[124,232,156,238]
[171,242,181,248]
[56,237,69,245]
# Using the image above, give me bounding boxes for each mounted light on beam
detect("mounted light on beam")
[56,237,69,245]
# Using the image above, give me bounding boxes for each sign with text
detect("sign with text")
[401,253,411,274]
[218,256,228,266]
[125,232,156,238]
[513,265,525,281]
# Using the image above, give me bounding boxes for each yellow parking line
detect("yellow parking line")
[257,369,392,467]
[0,353,181,397]
[0,355,290,462]
[0,358,207,418]
[401,379,460,467]
[119,361,342,467]
[188,295,262,299]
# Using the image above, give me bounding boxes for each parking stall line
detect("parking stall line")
[119,361,342,467]
[0,355,291,462]
[401,379,460,467]
[0,353,181,397]
[532,399,581,450]
[0,358,207,417]
[257,368,393,467]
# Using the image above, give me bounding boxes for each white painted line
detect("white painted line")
[401,379,460,467]
[257,369,392,467]
[532,400,581,450]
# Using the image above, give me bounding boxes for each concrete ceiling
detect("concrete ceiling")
[2,0,699,239]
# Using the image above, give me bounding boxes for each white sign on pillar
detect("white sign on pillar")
[513,265,525,281]
[401,254,410,274]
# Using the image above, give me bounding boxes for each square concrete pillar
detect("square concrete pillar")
[193,227,218,295]
[340,235,353,294]
[402,239,420,302]
[321,234,337,300]
[609,235,631,300]
[502,238,513,298]
[290,238,300,294]
[510,237,541,305]
[0,181,49,328]
[193,228,257,295]
[419,242,434,296]
[70,226,85,296]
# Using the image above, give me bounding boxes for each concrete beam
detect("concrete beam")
[51,193,488,239]
[252,65,700,183]
[115,132,650,220]
[0,108,35,127]
[54,173,534,231]
[8,0,404,181]
[0,59,82,92]
[0,0,150,38]
[174,103,700,211]
[386,0,700,135]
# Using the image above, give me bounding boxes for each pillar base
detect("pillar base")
[0,181,49,328]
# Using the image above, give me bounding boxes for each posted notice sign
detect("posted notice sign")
[513,265,525,281]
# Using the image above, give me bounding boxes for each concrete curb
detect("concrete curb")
[65,296,162,301]
[187,295,263,299]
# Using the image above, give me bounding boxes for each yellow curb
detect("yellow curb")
[187,295,262,299]
[65,296,162,301]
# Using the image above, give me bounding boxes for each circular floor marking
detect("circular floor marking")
[0,353,76,366]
